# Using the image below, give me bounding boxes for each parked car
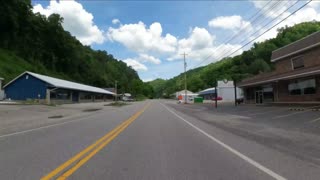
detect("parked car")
[212,96,223,101]
[236,98,244,104]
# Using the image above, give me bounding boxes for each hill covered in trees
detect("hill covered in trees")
[0,0,153,98]
[149,21,320,98]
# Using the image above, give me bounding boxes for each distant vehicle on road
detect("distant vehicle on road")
[122,93,134,101]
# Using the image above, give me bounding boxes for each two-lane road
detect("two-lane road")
[1,100,320,179]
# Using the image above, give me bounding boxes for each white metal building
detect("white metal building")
[174,90,194,99]
[198,81,243,102]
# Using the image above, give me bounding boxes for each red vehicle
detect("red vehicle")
[212,96,223,101]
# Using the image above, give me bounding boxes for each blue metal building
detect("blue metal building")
[198,87,216,100]
[3,71,114,104]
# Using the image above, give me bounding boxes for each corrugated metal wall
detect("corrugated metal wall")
[4,74,47,100]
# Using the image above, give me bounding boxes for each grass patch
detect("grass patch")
[22,99,41,105]
[48,115,63,119]
[82,108,102,112]
[105,102,130,107]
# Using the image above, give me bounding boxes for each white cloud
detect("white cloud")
[139,54,161,64]
[308,1,320,9]
[112,19,120,24]
[123,58,148,71]
[142,78,154,82]
[255,6,320,42]
[251,1,296,18]
[107,22,177,54]
[33,0,104,45]
[208,15,252,32]
[168,27,242,63]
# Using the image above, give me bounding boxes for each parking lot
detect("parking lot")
[168,101,320,166]
[193,102,320,133]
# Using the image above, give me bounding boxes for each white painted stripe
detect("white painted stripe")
[272,109,312,119]
[160,102,287,180]
[309,117,320,123]
[249,108,288,116]
[0,115,92,139]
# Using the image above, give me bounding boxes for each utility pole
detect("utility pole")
[234,80,237,106]
[115,80,118,102]
[181,52,188,104]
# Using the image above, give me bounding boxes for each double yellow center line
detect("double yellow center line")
[41,103,150,180]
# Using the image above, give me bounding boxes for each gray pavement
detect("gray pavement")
[0,100,320,179]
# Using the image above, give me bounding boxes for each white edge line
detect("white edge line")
[160,102,287,180]
[0,116,91,139]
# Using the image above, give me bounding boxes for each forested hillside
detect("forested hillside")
[149,22,320,98]
[0,0,153,98]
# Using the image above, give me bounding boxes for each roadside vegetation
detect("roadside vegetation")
[0,0,154,99]
[149,22,320,98]
[106,102,130,107]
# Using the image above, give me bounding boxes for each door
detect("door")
[255,91,263,104]
[72,92,79,102]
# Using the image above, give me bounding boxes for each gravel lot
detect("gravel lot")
[0,101,126,135]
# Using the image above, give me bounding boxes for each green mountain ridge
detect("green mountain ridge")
[0,0,153,98]
[149,21,320,98]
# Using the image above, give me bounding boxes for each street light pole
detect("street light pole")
[215,83,218,108]
[115,80,118,102]
[234,80,237,106]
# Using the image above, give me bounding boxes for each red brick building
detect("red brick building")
[238,31,320,104]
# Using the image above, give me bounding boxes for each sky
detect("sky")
[32,0,320,82]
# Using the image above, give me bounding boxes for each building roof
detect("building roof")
[198,87,216,95]
[103,88,116,93]
[238,65,320,87]
[271,31,320,62]
[175,90,194,94]
[4,71,114,95]
[217,80,234,88]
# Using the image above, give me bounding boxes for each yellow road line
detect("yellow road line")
[41,103,150,180]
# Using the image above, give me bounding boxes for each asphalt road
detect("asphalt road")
[1,100,320,180]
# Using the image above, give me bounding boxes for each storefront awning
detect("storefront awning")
[238,66,320,87]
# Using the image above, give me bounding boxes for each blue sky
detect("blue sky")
[32,0,320,81]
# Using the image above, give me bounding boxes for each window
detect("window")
[50,90,71,99]
[291,56,304,70]
[80,93,92,100]
[288,78,316,95]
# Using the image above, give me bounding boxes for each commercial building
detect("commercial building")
[238,31,320,104]
[172,90,198,103]
[3,71,114,104]
[198,81,242,102]
[198,87,216,100]
[173,90,195,99]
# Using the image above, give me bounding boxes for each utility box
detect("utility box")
[194,97,203,103]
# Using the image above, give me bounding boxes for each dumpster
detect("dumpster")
[194,97,203,103]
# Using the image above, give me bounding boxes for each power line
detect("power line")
[214,0,312,61]
[210,0,293,63]
[191,0,287,68]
